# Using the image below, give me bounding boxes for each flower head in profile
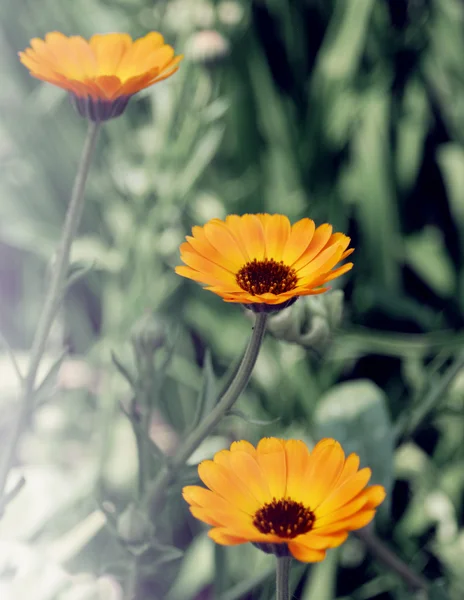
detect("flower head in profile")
[183,438,385,562]
[19,32,183,121]
[175,214,353,313]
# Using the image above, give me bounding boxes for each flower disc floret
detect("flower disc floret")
[236,258,298,295]
[183,437,386,563]
[253,498,315,538]
[175,214,354,312]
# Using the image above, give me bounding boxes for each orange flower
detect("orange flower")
[19,32,183,121]
[175,214,353,312]
[183,438,385,562]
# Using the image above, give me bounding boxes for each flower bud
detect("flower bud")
[117,503,153,546]
[130,312,166,357]
[267,291,345,351]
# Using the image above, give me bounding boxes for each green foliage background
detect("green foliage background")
[1,0,464,599]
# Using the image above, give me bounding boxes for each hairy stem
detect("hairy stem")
[147,312,268,520]
[275,556,291,600]
[356,528,428,591]
[0,120,101,501]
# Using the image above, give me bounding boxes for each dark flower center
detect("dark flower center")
[253,498,315,539]
[236,259,298,296]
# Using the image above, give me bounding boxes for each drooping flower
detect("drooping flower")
[175,214,353,312]
[183,438,385,562]
[19,32,183,121]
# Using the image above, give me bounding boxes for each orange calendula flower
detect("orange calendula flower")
[183,438,386,562]
[175,214,353,312]
[19,32,183,121]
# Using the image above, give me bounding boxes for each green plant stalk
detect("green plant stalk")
[147,312,268,520]
[397,350,464,440]
[355,528,428,591]
[0,120,101,501]
[276,556,291,600]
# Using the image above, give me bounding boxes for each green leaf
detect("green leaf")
[396,79,429,192]
[314,380,394,495]
[111,351,136,389]
[300,548,338,600]
[70,236,124,273]
[34,349,67,404]
[137,542,184,572]
[65,261,96,290]
[166,534,213,600]
[405,227,454,296]
[315,0,375,82]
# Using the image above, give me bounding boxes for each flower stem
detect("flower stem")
[275,556,291,600]
[0,120,101,502]
[356,528,428,591]
[147,312,268,520]
[395,350,464,441]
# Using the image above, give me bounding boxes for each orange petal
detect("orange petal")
[203,221,248,269]
[315,468,372,518]
[116,32,165,78]
[314,496,368,529]
[292,224,333,271]
[227,450,273,505]
[230,440,258,456]
[222,216,253,261]
[187,226,241,272]
[198,460,260,514]
[363,485,387,509]
[321,233,351,253]
[208,528,249,546]
[94,75,122,99]
[320,262,353,283]
[315,510,377,535]
[89,33,132,75]
[189,506,221,526]
[342,248,355,260]
[283,440,311,502]
[293,286,330,297]
[304,441,345,510]
[256,438,287,499]
[238,214,266,261]
[260,214,291,261]
[282,218,316,266]
[190,506,253,534]
[211,451,261,513]
[287,542,326,563]
[179,248,236,281]
[338,453,361,484]
[174,265,238,290]
[295,531,348,550]
[297,244,344,280]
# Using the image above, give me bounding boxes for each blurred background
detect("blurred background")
[1,0,464,598]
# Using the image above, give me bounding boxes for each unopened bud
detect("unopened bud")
[117,503,153,546]
[130,312,166,357]
[267,291,345,351]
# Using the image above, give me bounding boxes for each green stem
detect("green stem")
[275,556,291,600]
[125,557,138,600]
[356,529,428,591]
[396,350,464,441]
[0,120,101,501]
[147,312,268,520]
